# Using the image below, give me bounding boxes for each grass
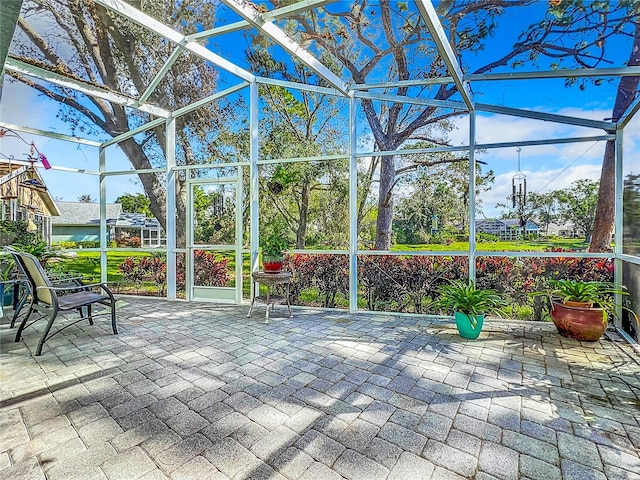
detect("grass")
[393,237,589,252]
[48,251,153,283]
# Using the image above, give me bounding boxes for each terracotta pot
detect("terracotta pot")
[564,300,594,308]
[550,301,607,341]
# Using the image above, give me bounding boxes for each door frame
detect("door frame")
[186,173,243,304]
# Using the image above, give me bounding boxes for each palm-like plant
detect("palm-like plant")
[538,279,636,323]
[11,242,61,268]
[436,280,507,328]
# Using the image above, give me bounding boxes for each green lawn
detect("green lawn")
[49,251,154,283]
[394,237,589,252]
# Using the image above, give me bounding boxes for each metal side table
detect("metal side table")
[247,271,293,324]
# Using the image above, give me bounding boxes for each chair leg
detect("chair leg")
[86,304,94,325]
[110,298,118,334]
[36,311,57,356]
[14,304,34,342]
[11,287,29,328]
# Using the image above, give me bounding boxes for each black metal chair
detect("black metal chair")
[6,249,118,356]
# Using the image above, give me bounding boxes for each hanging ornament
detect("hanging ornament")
[512,147,527,210]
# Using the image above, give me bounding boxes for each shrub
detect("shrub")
[52,241,77,249]
[176,251,230,290]
[118,252,230,296]
[283,254,349,308]
[78,241,99,248]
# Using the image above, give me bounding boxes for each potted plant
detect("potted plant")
[533,279,638,341]
[0,253,16,308]
[436,280,507,339]
[261,232,289,274]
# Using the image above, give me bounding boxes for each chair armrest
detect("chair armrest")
[36,282,114,292]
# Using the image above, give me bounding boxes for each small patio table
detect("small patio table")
[247,271,293,324]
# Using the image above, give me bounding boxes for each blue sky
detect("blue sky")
[0,1,638,217]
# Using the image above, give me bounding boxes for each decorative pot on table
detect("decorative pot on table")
[262,255,284,273]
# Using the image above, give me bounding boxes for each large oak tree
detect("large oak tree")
[7,0,226,246]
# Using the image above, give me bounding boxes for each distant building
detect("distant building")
[51,201,121,244]
[545,222,584,238]
[0,161,60,245]
[51,201,164,247]
[115,212,164,248]
[476,218,539,240]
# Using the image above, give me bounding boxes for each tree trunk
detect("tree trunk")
[118,138,187,247]
[375,155,396,250]
[590,24,640,252]
[296,183,310,249]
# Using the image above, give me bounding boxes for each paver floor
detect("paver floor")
[1,297,639,479]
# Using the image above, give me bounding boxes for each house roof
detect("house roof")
[52,201,162,230]
[51,201,121,226]
[116,212,161,229]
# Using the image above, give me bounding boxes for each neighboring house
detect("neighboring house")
[115,212,164,248]
[52,201,164,247]
[476,218,540,240]
[546,222,584,238]
[0,161,60,245]
[51,201,121,244]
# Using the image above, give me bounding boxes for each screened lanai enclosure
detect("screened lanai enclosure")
[1,0,639,340]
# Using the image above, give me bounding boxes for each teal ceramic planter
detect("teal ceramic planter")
[454,311,484,339]
[0,284,13,308]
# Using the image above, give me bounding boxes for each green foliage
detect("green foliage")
[554,179,599,241]
[623,173,640,253]
[11,242,61,267]
[0,253,15,280]
[52,241,78,250]
[78,241,100,248]
[0,220,38,246]
[436,280,507,327]
[546,279,621,304]
[115,193,153,217]
[261,232,289,258]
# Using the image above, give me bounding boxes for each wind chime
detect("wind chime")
[212,192,225,232]
[512,147,527,234]
[512,148,527,208]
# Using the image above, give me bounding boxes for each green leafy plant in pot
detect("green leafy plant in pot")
[436,280,507,339]
[261,232,289,274]
[532,279,638,341]
[0,253,16,307]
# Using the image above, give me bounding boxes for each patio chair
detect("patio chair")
[6,249,118,356]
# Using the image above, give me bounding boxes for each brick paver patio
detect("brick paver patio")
[1,297,639,479]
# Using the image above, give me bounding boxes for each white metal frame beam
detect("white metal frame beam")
[415,0,474,110]
[355,90,467,110]
[476,103,615,130]
[190,0,333,40]
[5,58,171,118]
[102,82,249,148]
[0,121,101,147]
[354,134,614,159]
[352,66,640,90]
[136,46,185,106]
[617,94,640,129]
[221,0,348,96]
[93,0,255,83]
